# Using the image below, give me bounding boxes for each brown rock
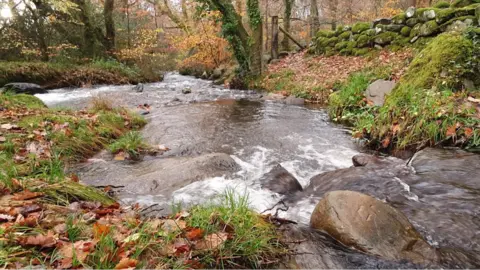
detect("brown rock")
[310,190,438,264]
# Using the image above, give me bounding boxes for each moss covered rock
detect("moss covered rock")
[327,37,339,46]
[419,21,439,36]
[392,13,407,24]
[406,18,420,27]
[400,32,473,89]
[374,32,399,45]
[406,6,417,18]
[339,31,352,40]
[364,29,376,36]
[451,0,480,8]
[476,5,480,24]
[434,1,451,8]
[335,41,349,51]
[418,8,440,22]
[353,48,371,56]
[410,23,422,38]
[455,4,479,16]
[316,30,336,38]
[435,8,456,24]
[386,24,405,32]
[357,35,372,47]
[352,22,371,34]
[440,15,476,31]
[400,26,412,37]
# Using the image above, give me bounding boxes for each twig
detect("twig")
[139,203,159,213]
[93,185,125,189]
[261,200,287,215]
[268,216,297,225]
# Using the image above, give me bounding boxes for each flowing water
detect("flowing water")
[36,73,480,268]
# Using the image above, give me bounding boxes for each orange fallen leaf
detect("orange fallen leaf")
[195,232,228,250]
[446,124,457,137]
[381,137,391,148]
[93,222,111,239]
[464,127,474,138]
[19,231,57,248]
[185,228,204,241]
[12,190,44,200]
[115,258,138,269]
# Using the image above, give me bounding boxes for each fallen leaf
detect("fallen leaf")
[391,123,401,135]
[0,136,6,143]
[123,233,141,243]
[53,223,67,234]
[115,258,138,269]
[19,231,57,248]
[20,204,42,215]
[467,96,480,104]
[446,124,457,137]
[1,123,17,130]
[93,223,111,239]
[464,127,474,138]
[381,137,391,148]
[59,240,97,264]
[161,219,186,233]
[195,232,228,250]
[185,228,204,241]
[114,152,126,161]
[13,190,44,200]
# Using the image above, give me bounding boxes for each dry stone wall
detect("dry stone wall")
[309,0,480,56]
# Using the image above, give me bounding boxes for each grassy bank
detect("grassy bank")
[0,94,284,269]
[0,60,163,89]
[329,31,480,152]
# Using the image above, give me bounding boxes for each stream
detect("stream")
[35,73,480,268]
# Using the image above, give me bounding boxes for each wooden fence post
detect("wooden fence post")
[271,16,279,60]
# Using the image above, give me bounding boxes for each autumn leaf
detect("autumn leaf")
[161,219,186,233]
[0,214,15,222]
[195,232,228,250]
[464,127,474,138]
[446,124,457,137]
[19,231,57,248]
[93,222,111,239]
[391,123,401,135]
[0,136,6,143]
[185,228,204,240]
[381,137,391,148]
[115,258,138,269]
[13,190,44,200]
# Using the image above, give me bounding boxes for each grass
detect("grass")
[0,93,146,203]
[0,59,157,89]
[108,131,149,159]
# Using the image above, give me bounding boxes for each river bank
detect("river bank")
[0,60,163,90]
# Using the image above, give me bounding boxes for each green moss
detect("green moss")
[336,25,345,35]
[434,1,451,8]
[353,48,371,56]
[435,8,456,24]
[327,37,339,46]
[439,15,477,30]
[363,29,375,36]
[392,36,411,47]
[410,23,422,38]
[316,30,336,38]
[419,20,439,36]
[335,41,349,51]
[339,31,352,40]
[451,0,480,8]
[357,35,372,47]
[418,8,441,22]
[352,22,371,34]
[455,4,479,16]
[392,13,407,24]
[401,32,473,89]
[400,26,412,37]
[374,32,400,45]
[386,24,404,32]
[406,18,420,27]
[352,34,360,41]
[316,37,330,48]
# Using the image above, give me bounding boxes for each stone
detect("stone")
[392,13,407,24]
[365,79,396,106]
[446,19,472,32]
[260,164,303,195]
[463,78,475,90]
[211,68,223,80]
[436,8,456,24]
[310,190,438,264]
[285,96,305,105]
[372,18,392,27]
[133,83,144,92]
[406,6,417,18]
[406,18,420,27]
[352,22,371,34]
[419,9,437,22]
[182,87,192,94]
[2,83,47,95]
[401,26,412,37]
[419,21,439,36]
[385,24,404,32]
[374,32,399,46]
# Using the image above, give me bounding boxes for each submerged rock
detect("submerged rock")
[182,87,192,94]
[365,79,396,106]
[260,164,303,195]
[285,96,305,105]
[133,83,144,92]
[2,83,47,95]
[310,190,438,264]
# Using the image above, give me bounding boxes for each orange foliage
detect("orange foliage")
[170,11,231,72]
[355,0,403,21]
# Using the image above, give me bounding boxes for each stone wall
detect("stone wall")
[309,0,480,56]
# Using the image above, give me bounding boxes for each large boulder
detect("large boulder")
[310,190,438,264]
[2,83,47,95]
[365,79,396,106]
[260,164,303,195]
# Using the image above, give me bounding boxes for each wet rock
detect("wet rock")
[365,79,396,106]
[2,83,47,95]
[285,96,305,105]
[310,190,438,264]
[352,154,384,167]
[260,164,302,195]
[182,87,192,94]
[133,83,144,93]
[80,153,240,195]
[262,93,286,101]
[280,223,424,269]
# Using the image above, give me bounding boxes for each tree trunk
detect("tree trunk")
[104,0,116,54]
[330,0,338,31]
[247,0,263,75]
[281,0,293,51]
[264,0,269,51]
[74,0,96,58]
[271,16,279,60]
[310,0,319,38]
